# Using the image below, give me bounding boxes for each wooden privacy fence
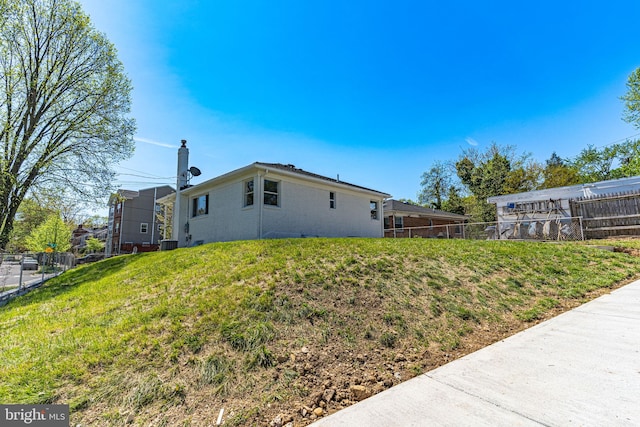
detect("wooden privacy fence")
[570,191,640,239]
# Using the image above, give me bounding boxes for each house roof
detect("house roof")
[487,175,640,205]
[173,162,391,198]
[383,199,468,221]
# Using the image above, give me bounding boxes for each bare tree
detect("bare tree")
[0,0,135,249]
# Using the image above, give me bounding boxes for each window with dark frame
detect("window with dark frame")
[244,179,254,207]
[264,179,279,206]
[370,201,379,220]
[394,216,403,229]
[192,194,209,217]
[330,192,336,209]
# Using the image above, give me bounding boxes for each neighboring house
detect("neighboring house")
[487,175,640,240]
[157,141,390,247]
[106,186,175,255]
[383,199,468,238]
[71,225,108,252]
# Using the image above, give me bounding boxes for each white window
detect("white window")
[394,216,403,229]
[192,194,209,217]
[244,179,254,207]
[330,192,336,209]
[370,201,379,220]
[264,179,279,206]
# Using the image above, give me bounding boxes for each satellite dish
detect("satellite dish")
[189,166,202,177]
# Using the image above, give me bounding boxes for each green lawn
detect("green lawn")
[1,238,639,426]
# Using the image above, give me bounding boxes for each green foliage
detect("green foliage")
[540,152,581,189]
[5,198,56,252]
[622,67,640,128]
[418,161,452,209]
[84,237,105,253]
[25,214,72,252]
[454,143,541,221]
[568,140,640,183]
[81,216,108,229]
[0,0,135,250]
[441,186,465,215]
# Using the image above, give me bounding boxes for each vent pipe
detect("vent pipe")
[177,139,189,190]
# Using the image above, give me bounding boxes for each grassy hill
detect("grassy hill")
[1,238,640,426]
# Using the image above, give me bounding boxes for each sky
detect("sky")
[77,0,640,203]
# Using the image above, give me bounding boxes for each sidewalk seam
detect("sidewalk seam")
[423,374,551,427]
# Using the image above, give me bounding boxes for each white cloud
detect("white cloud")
[465,137,479,146]
[134,137,179,149]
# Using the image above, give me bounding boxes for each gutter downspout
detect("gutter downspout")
[118,200,125,254]
[151,187,157,244]
[258,172,264,239]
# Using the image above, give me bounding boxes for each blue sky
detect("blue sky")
[78,0,640,202]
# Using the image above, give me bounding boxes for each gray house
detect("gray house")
[106,186,175,255]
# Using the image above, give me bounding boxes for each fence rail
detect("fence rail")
[570,191,640,239]
[385,217,585,241]
[0,252,74,306]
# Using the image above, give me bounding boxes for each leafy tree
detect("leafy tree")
[25,214,72,252]
[622,67,640,128]
[455,144,510,221]
[418,161,452,209]
[569,144,617,182]
[540,152,580,189]
[81,215,108,229]
[454,143,540,222]
[503,158,542,194]
[614,139,640,178]
[0,0,135,250]
[441,186,465,215]
[84,236,104,253]
[5,198,56,252]
[569,140,640,183]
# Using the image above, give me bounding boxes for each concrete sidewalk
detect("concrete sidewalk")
[313,280,640,426]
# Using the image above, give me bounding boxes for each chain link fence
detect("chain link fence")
[0,252,74,306]
[385,217,585,241]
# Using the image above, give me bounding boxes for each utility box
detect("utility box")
[160,240,178,251]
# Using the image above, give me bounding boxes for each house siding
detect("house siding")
[261,175,383,238]
[107,186,174,254]
[188,177,259,243]
[174,167,386,246]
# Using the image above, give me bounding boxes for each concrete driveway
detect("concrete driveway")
[313,279,640,426]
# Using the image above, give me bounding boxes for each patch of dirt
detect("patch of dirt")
[614,246,640,257]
